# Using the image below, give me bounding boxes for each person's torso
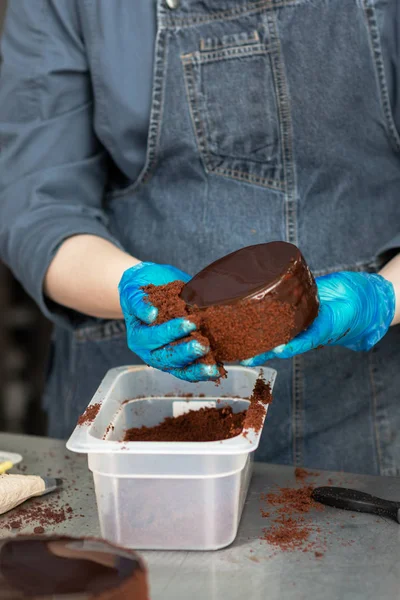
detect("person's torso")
[77,0,400,277]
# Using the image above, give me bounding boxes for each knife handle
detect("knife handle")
[312,487,400,523]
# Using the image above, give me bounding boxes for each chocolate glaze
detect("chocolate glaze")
[180,242,319,361]
[0,536,148,599]
[182,242,309,307]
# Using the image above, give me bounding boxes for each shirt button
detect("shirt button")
[166,0,180,8]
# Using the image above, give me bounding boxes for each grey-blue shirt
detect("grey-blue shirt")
[0,0,156,325]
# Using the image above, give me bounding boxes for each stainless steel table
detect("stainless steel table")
[0,433,399,600]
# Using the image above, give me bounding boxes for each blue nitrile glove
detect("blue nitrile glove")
[241,272,396,366]
[119,262,220,382]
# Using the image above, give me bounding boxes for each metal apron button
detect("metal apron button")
[166,0,180,9]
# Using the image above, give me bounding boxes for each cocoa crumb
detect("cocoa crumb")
[104,423,116,439]
[266,486,323,515]
[34,526,45,534]
[294,467,320,481]
[77,403,101,426]
[243,372,272,434]
[123,373,271,442]
[259,483,325,554]
[250,372,272,405]
[0,501,71,533]
[125,405,245,442]
[144,282,226,380]
[261,517,310,551]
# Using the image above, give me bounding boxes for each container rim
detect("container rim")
[66,365,277,456]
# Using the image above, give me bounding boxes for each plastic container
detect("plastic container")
[67,365,276,551]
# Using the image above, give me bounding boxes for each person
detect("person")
[0,0,399,475]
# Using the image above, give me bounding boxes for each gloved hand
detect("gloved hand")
[241,272,396,366]
[119,262,220,382]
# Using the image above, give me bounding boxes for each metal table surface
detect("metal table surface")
[0,433,399,600]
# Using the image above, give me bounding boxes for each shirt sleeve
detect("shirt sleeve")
[0,0,123,327]
[377,235,400,262]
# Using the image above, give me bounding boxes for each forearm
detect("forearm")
[44,235,140,319]
[379,252,400,326]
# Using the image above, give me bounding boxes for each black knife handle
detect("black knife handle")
[312,487,400,523]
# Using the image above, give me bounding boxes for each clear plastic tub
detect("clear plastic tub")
[67,365,276,551]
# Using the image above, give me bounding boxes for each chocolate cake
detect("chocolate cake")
[145,242,319,366]
[0,536,149,599]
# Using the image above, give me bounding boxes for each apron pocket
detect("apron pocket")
[181,29,284,189]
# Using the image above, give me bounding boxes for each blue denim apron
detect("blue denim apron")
[45,0,400,476]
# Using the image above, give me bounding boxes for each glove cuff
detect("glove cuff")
[344,273,396,351]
